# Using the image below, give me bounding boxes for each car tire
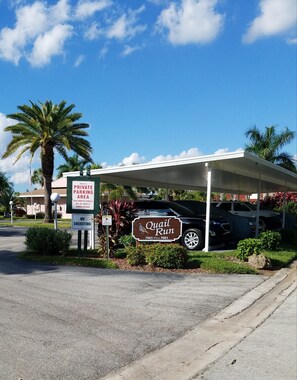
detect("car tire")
[181,228,204,250]
[260,219,267,232]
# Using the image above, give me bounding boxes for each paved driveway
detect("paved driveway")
[0,227,266,380]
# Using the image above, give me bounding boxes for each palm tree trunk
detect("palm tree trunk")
[43,175,53,223]
[41,144,54,223]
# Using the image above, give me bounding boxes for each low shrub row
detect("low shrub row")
[25,227,71,255]
[125,243,188,269]
[236,229,294,261]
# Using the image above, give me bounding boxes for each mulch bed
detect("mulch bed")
[111,258,207,274]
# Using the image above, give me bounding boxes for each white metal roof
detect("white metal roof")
[63,150,297,194]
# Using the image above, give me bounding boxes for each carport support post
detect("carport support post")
[204,163,212,252]
[282,186,287,228]
[256,171,261,236]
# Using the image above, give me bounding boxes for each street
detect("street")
[0,227,266,380]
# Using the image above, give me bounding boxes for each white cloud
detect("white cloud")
[106,6,146,40]
[287,37,297,45]
[84,22,102,40]
[119,152,146,166]
[243,0,297,43]
[0,113,38,187]
[99,44,109,59]
[75,0,111,20]
[156,0,224,45]
[121,44,141,56]
[10,170,31,186]
[74,54,85,67]
[150,147,203,163]
[0,0,71,66]
[27,24,73,67]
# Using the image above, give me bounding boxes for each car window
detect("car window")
[137,207,176,216]
[234,203,250,212]
[218,203,232,211]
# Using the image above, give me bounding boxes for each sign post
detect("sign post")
[102,215,112,260]
[67,176,100,253]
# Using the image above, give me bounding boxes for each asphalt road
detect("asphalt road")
[0,227,267,380]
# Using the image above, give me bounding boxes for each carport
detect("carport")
[64,150,297,251]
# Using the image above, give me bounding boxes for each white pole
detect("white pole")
[10,201,13,224]
[54,203,58,230]
[204,163,212,252]
[256,171,261,236]
[282,186,287,229]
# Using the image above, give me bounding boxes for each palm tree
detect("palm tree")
[0,172,11,195]
[56,154,92,178]
[245,125,296,171]
[2,100,93,222]
[31,168,44,187]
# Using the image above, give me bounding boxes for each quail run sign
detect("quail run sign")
[132,216,182,242]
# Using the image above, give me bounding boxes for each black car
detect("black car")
[134,200,232,250]
[175,200,263,240]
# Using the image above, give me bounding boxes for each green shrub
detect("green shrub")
[25,227,71,255]
[119,234,136,247]
[36,212,45,219]
[237,238,262,261]
[145,244,188,269]
[114,248,127,259]
[126,247,147,266]
[279,228,297,244]
[259,230,281,250]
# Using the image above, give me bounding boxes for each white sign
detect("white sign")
[72,214,93,230]
[102,215,112,226]
[72,180,95,211]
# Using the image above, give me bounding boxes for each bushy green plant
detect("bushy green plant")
[119,234,136,247]
[25,227,71,255]
[259,230,281,250]
[126,247,146,266]
[237,238,262,261]
[35,212,45,219]
[145,244,188,269]
[95,200,137,256]
[114,248,127,259]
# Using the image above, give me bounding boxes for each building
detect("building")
[19,177,70,218]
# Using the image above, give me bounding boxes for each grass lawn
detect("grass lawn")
[18,244,297,275]
[0,218,71,229]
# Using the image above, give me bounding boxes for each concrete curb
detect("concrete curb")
[101,262,297,380]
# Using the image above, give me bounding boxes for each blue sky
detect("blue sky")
[0,0,296,192]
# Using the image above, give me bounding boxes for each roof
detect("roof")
[63,151,297,194]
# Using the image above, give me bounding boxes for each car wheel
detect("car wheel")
[182,228,204,250]
[260,219,267,232]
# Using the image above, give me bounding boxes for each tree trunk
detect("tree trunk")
[41,143,54,223]
[43,175,53,223]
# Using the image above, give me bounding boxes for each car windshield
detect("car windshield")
[135,201,198,217]
[244,202,272,211]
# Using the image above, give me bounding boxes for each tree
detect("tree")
[2,100,93,222]
[0,172,11,195]
[0,172,13,214]
[245,125,296,171]
[56,154,91,178]
[31,168,44,187]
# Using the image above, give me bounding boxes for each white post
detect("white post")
[50,193,60,231]
[282,186,287,229]
[9,201,13,224]
[204,163,212,252]
[256,171,261,236]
